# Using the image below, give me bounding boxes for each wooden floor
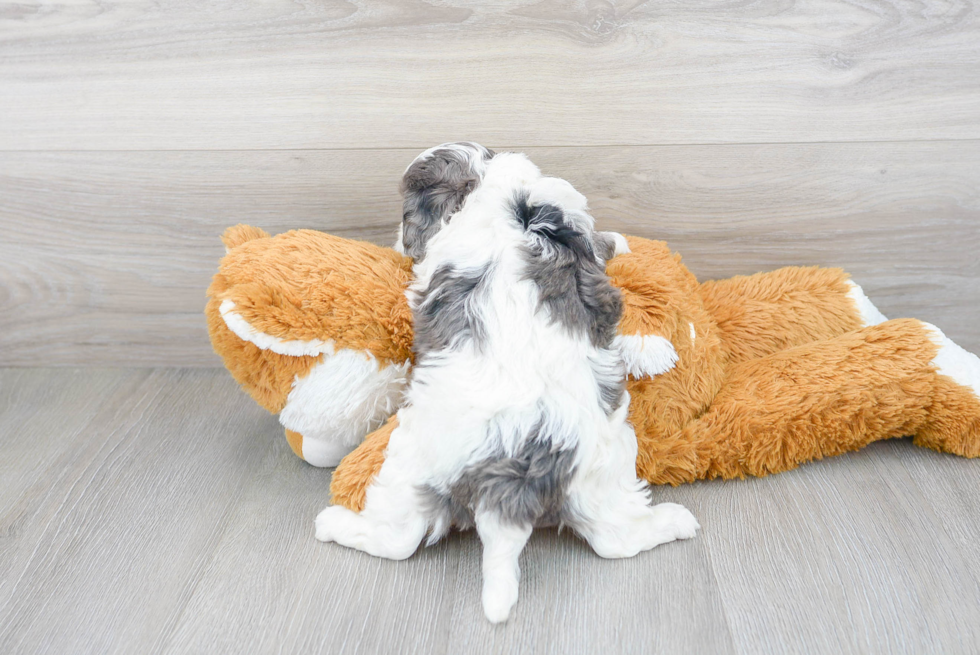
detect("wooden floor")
[3,1,980,652]
[1,367,979,654]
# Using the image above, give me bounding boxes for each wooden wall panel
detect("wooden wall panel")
[1,0,979,149]
[1,142,977,366]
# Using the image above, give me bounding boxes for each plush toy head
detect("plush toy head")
[206,225,415,466]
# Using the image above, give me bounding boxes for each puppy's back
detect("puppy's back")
[406,153,625,534]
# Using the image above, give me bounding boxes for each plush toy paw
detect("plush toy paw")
[287,430,359,468]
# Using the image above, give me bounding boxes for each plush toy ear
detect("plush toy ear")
[221,224,270,252]
[399,142,494,260]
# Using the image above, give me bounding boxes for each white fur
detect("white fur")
[923,323,980,399]
[846,280,888,327]
[690,322,697,344]
[393,223,405,255]
[614,334,679,379]
[280,350,410,467]
[219,299,335,357]
[315,150,697,623]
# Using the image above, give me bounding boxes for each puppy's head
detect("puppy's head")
[397,142,495,260]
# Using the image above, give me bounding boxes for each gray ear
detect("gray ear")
[399,142,494,260]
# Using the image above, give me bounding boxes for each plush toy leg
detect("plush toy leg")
[329,417,397,511]
[911,324,980,456]
[641,318,980,485]
[278,350,409,468]
[699,267,881,366]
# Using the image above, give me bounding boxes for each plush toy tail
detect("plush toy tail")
[639,318,980,485]
[221,224,270,251]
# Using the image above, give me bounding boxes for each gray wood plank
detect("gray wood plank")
[2,142,978,366]
[0,368,133,512]
[160,451,465,655]
[1,1,979,149]
[893,438,980,586]
[0,369,278,655]
[698,441,980,655]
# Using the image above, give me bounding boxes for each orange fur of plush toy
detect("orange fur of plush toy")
[206,228,980,513]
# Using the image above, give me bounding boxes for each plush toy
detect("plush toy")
[207,224,980,513]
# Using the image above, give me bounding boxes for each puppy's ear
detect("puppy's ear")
[399,143,494,260]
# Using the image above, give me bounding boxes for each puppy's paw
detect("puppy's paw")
[650,502,700,541]
[482,575,520,624]
[314,505,353,543]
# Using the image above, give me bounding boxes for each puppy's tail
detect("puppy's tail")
[475,512,532,623]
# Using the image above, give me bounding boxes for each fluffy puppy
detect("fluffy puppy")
[315,145,699,623]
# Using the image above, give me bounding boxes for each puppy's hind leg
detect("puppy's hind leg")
[568,477,699,559]
[315,428,428,560]
[315,489,428,560]
[314,479,427,560]
[475,512,532,624]
[567,412,699,558]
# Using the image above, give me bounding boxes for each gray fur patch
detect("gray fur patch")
[420,431,577,535]
[591,353,626,414]
[400,142,495,260]
[412,263,494,360]
[511,193,623,350]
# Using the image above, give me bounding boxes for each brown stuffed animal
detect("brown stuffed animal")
[207,225,980,513]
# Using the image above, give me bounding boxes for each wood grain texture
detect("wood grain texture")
[2,142,978,366]
[1,1,980,149]
[0,368,278,654]
[694,445,980,654]
[3,368,980,653]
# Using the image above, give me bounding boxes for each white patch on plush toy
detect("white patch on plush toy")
[923,323,980,399]
[846,281,888,327]
[610,232,630,256]
[614,334,679,379]
[219,299,335,357]
[689,322,696,344]
[296,437,362,470]
[280,350,410,466]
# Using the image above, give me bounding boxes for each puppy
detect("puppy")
[315,143,699,623]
